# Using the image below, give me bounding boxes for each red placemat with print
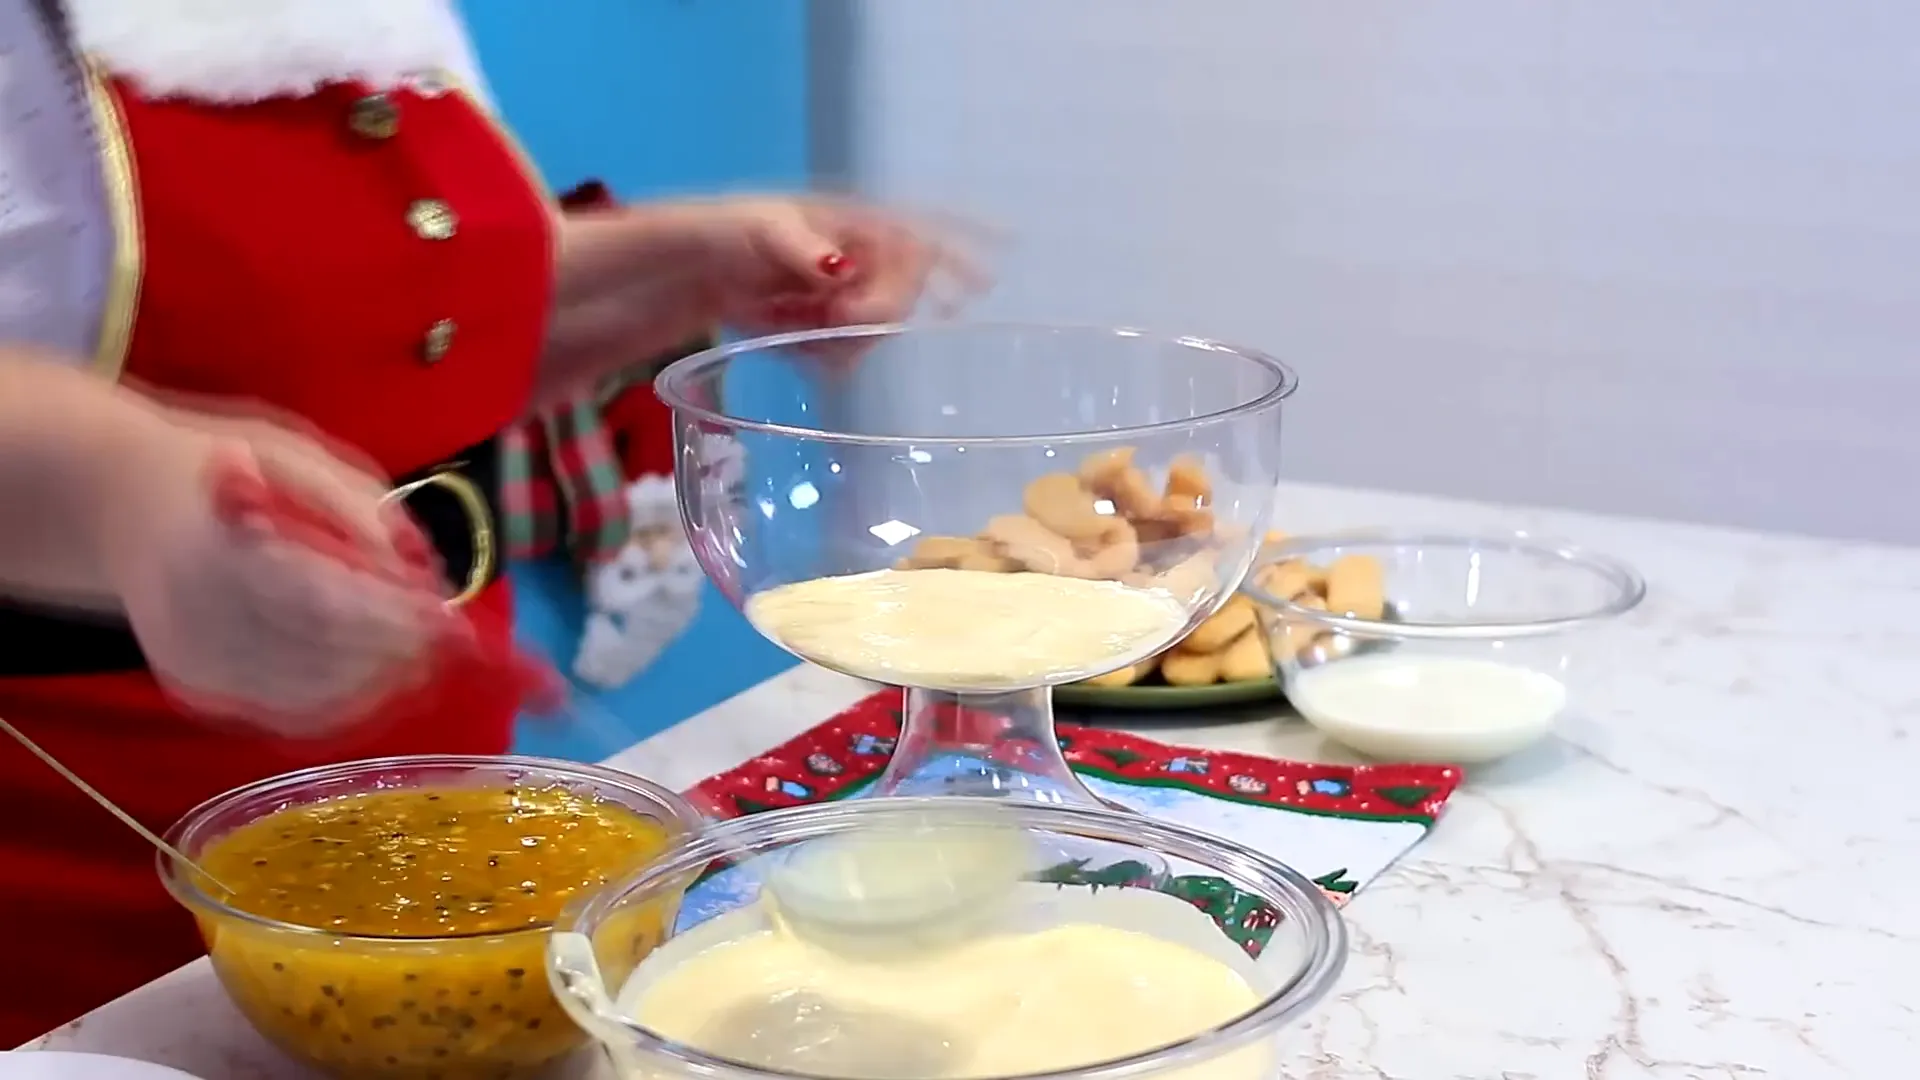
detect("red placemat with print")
[688,690,1460,917]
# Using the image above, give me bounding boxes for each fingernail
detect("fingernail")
[390,522,433,567]
[208,471,267,522]
[817,252,851,278]
[228,510,272,538]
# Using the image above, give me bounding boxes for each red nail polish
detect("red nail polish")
[817,252,851,278]
[387,518,433,566]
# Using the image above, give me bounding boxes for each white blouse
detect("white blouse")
[0,0,492,366]
[0,0,110,362]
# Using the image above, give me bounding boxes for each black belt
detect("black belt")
[0,439,502,677]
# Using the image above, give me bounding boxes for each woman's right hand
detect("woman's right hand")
[95,410,466,737]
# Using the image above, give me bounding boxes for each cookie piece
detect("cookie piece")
[1078,447,1162,520]
[1023,472,1113,541]
[955,551,1021,573]
[899,535,989,570]
[1253,558,1322,601]
[1158,493,1215,538]
[1165,455,1212,503]
[1324,554,1386,620]
[1083,658,1154,688]
[1278,592,1330,659]
[980,514,1085,575]
[1152,552,1218,604]
[1160,648,1222,686]
[1218,627,1271,682]
[1182,593,1256,653]
[1077,520,1141,579]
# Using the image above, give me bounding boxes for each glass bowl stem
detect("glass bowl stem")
[874,686,1112,807]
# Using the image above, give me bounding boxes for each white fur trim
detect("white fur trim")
[63,0,479,102]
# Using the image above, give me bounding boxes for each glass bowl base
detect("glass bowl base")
[866,753,1138,814]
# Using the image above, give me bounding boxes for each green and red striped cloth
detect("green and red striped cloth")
[498,180,706,565]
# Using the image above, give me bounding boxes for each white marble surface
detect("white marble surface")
[26,481,1920,1078]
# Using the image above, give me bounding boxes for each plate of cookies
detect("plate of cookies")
[1051,588,1280,709]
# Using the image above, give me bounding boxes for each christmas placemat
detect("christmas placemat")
[682,691,1459,951]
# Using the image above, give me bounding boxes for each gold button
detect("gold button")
[420,319,457,364]
[406,199,458,241]
[347,94,400,140]
[407,72,451,97]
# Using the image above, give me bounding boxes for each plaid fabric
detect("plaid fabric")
[499,403,629,563]
[500,179,639,565]
[500,350,707,565]
[499,179,711,567]
[546,399,630,558]
[497,422,557,559]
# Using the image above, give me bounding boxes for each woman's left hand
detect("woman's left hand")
[536,194,995,404]
[680,197,991,336]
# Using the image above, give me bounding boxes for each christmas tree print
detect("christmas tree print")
[1375,785,1436,810]
[1311,868,1360,896]
[1032,858,1160,889]
[1160,875,1282,957]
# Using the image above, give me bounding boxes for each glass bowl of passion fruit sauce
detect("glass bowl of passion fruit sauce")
[157,754,705,1080]
[550,797,1347,1080]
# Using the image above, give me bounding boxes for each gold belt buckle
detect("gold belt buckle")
[381,468,495,607]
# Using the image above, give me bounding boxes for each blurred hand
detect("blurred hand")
[94,407,466,736]
[681,197,993,341]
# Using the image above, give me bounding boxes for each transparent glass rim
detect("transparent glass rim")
[1241,528,1647,639]
[553,797,1347,1080]
[652,321,1299,448]
[159,753,707,944]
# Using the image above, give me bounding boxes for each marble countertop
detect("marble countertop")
[28,482,1918,1078]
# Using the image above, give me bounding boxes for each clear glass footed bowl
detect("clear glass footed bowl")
[655,322,1295,806]
[548,798,1346,1080]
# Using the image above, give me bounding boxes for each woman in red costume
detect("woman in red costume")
[0,0,965,1042]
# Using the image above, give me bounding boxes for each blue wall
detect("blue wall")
[462,0,809,197]
[461,0,808,760]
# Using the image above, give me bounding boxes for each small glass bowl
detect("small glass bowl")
[548,797,1346,1080]
[1242,531,1645,763]
[159,755,705,1080]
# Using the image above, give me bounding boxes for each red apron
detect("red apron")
[0,69,553,1043]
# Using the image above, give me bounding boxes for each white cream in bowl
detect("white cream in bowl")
[1287,655,1566,763]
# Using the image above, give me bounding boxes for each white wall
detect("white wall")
[824,0,1920,543]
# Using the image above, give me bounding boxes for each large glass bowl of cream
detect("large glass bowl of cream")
[547,798,1346,1080]
[656,322,1293,809]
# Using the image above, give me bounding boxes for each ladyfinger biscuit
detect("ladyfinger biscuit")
[1324,554,1386,620]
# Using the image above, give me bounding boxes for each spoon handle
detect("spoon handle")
[0,714,233,897]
